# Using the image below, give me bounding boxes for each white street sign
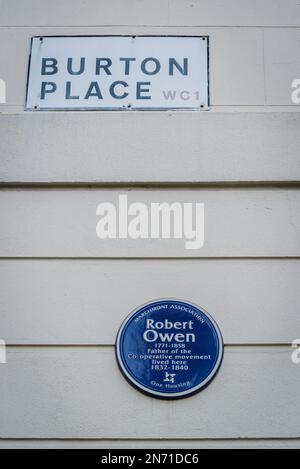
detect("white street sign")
[26,36,209,110]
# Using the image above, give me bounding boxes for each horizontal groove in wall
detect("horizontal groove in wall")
[0,23,300,28]
[1,439,299,449]
[1,182,300,189]
[1,25,300,29]
[1,256,300,260]
[1,437,299,442]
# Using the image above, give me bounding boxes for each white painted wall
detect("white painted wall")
[0,0,299,449]
[2,27,300,111]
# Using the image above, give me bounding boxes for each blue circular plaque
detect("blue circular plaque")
[116,299,224,399]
